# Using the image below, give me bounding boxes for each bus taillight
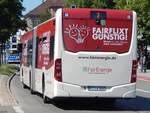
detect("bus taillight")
[54,59,62,82]
[131,60,137,83]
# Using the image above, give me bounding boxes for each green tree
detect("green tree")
[93,0,115,9]
[0,0,27,43]
[0,0,27,65]
[114,0,150,44]
[65,0,80,8]
[65,0,115,9]
[40,10,51,23]
[92,0,107,8]
[65,0,150,44]
[64,0,90,8]
[80,0,93,8]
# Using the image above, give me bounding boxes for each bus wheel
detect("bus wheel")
[43,95,49,104]
[23,82,27,89]
[30,88,35,94]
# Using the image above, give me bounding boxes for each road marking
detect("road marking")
[13,106,25,113]
[137,75,150,81]
[137,89,150,94]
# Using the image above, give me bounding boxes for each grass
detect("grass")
[0,64,19,76]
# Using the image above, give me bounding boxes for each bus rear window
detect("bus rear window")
[63,9,133,54]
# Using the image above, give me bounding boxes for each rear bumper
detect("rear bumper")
[53,81,136,98]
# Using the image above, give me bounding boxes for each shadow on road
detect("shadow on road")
[12,75,150,112]
[52,97,150,111]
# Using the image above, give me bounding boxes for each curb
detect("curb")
[6,71,19,105]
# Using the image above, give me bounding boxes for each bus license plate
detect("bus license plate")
[88,86,106,91]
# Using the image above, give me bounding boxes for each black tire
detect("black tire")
[30,88,35,94]
[23,82,27,89]
[43,95,49,104]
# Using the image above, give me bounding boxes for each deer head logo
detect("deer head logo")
[65,24,90,44]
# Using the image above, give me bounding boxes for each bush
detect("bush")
[0,64,18,76]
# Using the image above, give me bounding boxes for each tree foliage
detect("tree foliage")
[114,0,150,43]
[65,0,115,9]
[92,0,115,9]
[0,0,27,43]
[40,10,51,23]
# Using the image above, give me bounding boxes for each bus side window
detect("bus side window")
[39,38,42,44]
[53,20,55,26]
[24,43,26,48]
[36,37,39,68]
[27,40,32,66]
[42,37,47,43]
[50,36,54,61]
[17,43,22,53]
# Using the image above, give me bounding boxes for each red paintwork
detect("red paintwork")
[20,19,55,70]
[21,31,32,43]
[63,8,132,19]
[37,19,55,38]
[63,8,133,53]
[36,19,55,69]
[21,8,134,70]
[20,31,32,65]
[137,75,150,81]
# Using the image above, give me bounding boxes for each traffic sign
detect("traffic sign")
[5,44,10,49]
[8,54,20,62]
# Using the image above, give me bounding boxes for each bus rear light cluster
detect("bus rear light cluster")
[54,59,62,82]
[131,60,138,83]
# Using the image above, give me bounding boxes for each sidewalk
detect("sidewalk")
[0,75,17,106]
[137,69,150,81]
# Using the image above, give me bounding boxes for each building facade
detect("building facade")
[24,0,64,30]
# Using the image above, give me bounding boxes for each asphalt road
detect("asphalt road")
[137,79,150,98]
[10,74,150,113]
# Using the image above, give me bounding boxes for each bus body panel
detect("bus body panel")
[63,9,132,53]
[36,19,55,70]
[33,18,56,98]
[34,68,43,94]
[34,66,55,98]
[21,66,31,87]
[54,81,136,98]
[20,31,33,87]
[61,9,136,88]
[62,52,132,86]
[20,8,137,100]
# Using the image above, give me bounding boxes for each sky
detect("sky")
[22,0,42,15]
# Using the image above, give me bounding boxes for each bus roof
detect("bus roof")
[63,8,132,20]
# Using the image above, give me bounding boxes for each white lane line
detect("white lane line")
[136,89,150,94]
[13,106,25,113]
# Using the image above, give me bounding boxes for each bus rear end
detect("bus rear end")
[54,8,137,98]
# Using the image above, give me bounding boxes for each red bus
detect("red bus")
[20,8,137,103]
